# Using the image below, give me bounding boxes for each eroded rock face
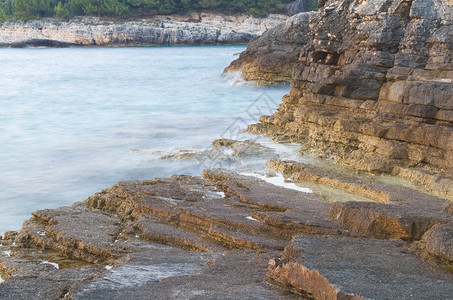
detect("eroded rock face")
[268,234,453,300]
[228,0,453,193]
[0,13,288,47]
[1,162,452,298]
[224,12,318,84]
[0,169,336,298]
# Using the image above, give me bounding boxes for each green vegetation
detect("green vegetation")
[0,6,7,22]
[0,0,12,22]
[0,0,295,22]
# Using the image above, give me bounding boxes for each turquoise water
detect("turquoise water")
[0,46,289,234]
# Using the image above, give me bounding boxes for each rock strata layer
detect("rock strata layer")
[224,12,318,84]
[228,0,453,195]
[0,13,287,47]
[1,154,452,298]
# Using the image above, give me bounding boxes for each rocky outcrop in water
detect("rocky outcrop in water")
[0,13,288,47]
[227,0,453,195]
[224,12,318,84]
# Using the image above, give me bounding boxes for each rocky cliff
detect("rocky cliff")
[0,13,288,47]
[224,12,318,84]
[227,0,453,195]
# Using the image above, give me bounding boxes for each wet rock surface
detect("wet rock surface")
[160,138,278,163]
[268,160,453,240]
[1,160,452,298]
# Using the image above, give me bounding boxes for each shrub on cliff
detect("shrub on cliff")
[0,5,7,22]
[0,0,12,22]
[67,0,129,16]
[54,1,69,18]
[7,0,293,20]
[12,0,54,20]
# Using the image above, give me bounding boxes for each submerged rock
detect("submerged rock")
[159,138,279,171]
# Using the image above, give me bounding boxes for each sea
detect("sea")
[0,46,292,234]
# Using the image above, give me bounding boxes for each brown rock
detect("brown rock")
[268,234,453,299]
[244,0,453,189]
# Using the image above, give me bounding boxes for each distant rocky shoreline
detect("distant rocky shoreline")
[0,13,288,47]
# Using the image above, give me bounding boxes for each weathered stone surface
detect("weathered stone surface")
[72,250,300,299]
[14,202,124,263]
[268,159,395,203]
[0,168,343,298]
[235,0,453,188]
[268,234,453,300]
[0,13,288,47]
[415,223,453,269]
[224,12,318,85]
[1,163,452,298]
[0,242,104,299]
[268,159,453,242]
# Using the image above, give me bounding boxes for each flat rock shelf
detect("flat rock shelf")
[1,156,452,299]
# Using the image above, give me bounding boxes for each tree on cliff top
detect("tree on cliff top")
[0,5,7,22]
[12,0,57,20]
[8,0,294,20]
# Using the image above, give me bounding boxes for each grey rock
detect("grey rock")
[286,0,314,15]
[268,234,453,300]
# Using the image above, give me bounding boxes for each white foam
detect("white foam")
[246,216,258,221]
[105,265,113,270]
[42,261,59,269]
[240,172,313,193]
[222,148,235,156]
[216,192,225,198]
[3,250,11,257]
[223,71,253,87]
[0,276,4,284]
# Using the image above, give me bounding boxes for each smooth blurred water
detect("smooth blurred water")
[0,46,290,234]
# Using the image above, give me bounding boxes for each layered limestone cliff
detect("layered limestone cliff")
[224,12,319,84]
[227,0,453,195]
[0,13,288,47]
